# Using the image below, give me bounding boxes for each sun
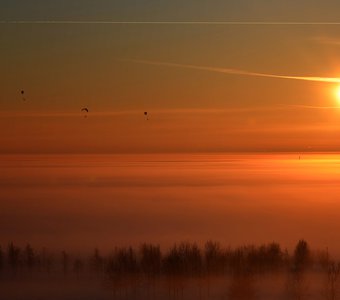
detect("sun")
[335,85,340,105]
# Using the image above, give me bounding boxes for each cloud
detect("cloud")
[122,59,340,84]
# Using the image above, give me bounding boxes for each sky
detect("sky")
[2,0,340,153]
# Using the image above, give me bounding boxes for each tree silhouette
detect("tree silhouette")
[7,242,21,270]
[163,242,202,276]
[1,238,339,299]
[24,244,35,270]
[293,240,310,270]
[246,242,284,272]
[205,240,224,274]
[266,242,283,269]
[140,243,161,276]
[62,250,69,275]
[90,248,104,273]
[107,247,138,275]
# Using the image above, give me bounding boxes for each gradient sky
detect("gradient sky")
[2,0,340,153]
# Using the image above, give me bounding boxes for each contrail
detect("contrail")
[3,20,340,25]
[121,59,340,84]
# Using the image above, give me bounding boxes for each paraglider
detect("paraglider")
[81,107,89,118]
[20,90,26,101]
[144,111,149,120]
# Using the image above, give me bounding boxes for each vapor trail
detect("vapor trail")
[122,59,340,84]
[3,21,340,25]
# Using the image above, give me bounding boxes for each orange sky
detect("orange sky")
[1,104,340,153]
[2,153,340,253]
[3,1,340,153]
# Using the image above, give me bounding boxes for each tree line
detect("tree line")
[0,239,331,277]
